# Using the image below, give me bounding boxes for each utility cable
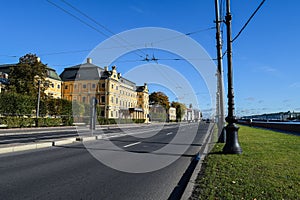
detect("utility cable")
[232,0,266,43]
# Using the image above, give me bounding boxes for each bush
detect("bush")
[61,115,74,126]
[37,118,62,127]
[0,116,64,128]
[0,117,35,128]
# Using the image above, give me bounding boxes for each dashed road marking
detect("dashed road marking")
[123,142,141,148]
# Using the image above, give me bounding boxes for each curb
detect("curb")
[0,130,117,154]
[180,123,216,200]
[0,141,53,154]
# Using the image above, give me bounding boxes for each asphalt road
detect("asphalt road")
[0,122,212,200]
[0,124,173,145]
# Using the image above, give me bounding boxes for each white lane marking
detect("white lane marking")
[123,141,141,148]
[166,132,173,135]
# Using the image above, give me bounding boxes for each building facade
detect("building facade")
[45,67,62,98]
[0,62,62,98]
[182,108,202,122]
[60,58,149,122]
[168,107,176,121]
[0,72,9,93]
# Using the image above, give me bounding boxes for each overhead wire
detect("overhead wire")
[46,0,111,39]
[47,0,146,59]
[220,0,266,58]
[60,0,148,58]
[231,0,266,43]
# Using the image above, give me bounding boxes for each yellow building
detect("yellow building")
[60,58,101,105]
[0,62,61,98]
[168,107,177,121]
[45,67,62,99]
[60,58,149,122]
[0,72,9,93]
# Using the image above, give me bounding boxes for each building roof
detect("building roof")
[0,78,9,85]
[0,64,16,74]
[47,67,61,81]
[60,62,103,81]
[0,63,61,81]
[136,85,146,92]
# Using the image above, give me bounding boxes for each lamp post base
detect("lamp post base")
[223,123,242,154]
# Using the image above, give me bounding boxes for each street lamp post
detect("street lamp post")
[36,79,41,127]
[223,0,242,154]
[214,0,226,143]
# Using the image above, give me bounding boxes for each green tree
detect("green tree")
[149,92,170,111]
[46,98,63,117]
[8,53,49,97]
[171,101,187,121]
[0,93,35,116]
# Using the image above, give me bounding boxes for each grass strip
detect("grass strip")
[190,125,300,200]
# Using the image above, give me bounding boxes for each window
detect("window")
[116,98,118,104]
[111,97,114,103]
[111,111,114,118]
[57,84,60,89]
[101,110,105,117]
[111,84,114,89]
[83,84,87,89]
[74,84,77,89]
[65,85,68,90]
[92,84,96,88]
[101,96,105,103]
[116,86,118,90]
[82,96,86,103]
[102,83,105,88]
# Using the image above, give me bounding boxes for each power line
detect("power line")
[47,0,146,59]
[46,0,111,39]
[28,27,215,57]
[231,0,266,43]
[152,27,215,44]
[60,0,148,58]
[60,0,116,37]
[0,54,19,58]
[219,0,266,59]
[39,49,91,56]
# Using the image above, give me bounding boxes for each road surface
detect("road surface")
[0,122,212,200]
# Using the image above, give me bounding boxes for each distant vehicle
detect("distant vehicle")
[206,119,210,123]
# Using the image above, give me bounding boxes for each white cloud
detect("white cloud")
[289,82,300,88]
[261,66,277,73]
[244,97,255,101]
[129,5,144,13]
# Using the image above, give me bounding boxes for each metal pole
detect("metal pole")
[90,97,97,133]
[36,80,41,127]
[214,0,226,143]
[223,0,242,154]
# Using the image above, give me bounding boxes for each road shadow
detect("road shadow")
[167,154,200,200]
[53,144,197,158]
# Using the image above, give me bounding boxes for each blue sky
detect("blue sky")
[1,0,299,117]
